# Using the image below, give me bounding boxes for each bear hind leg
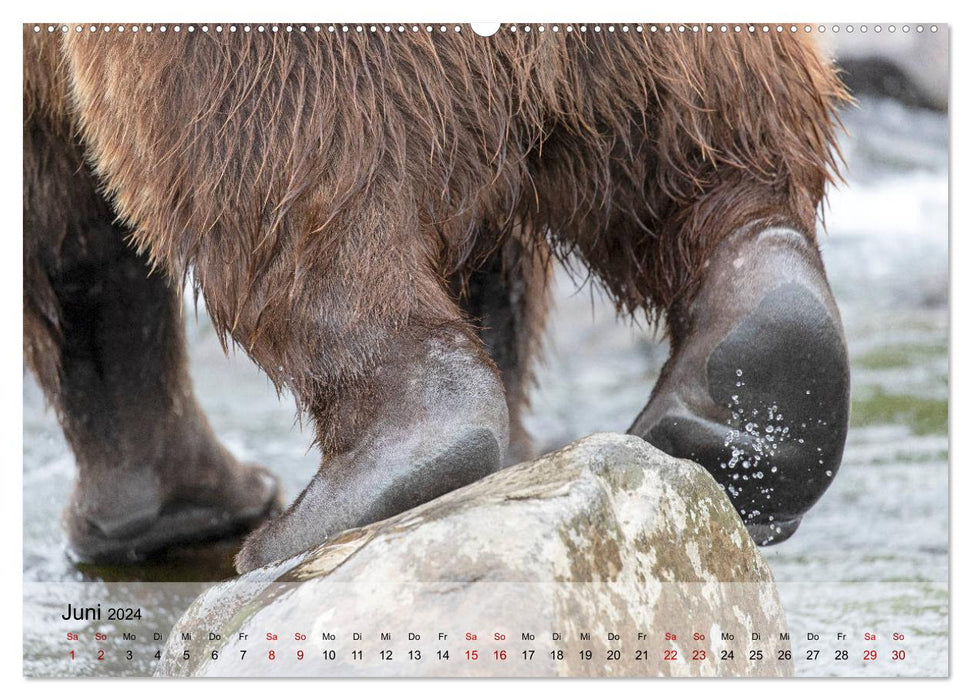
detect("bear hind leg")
[454,234,552,466]
[24,125,281,564]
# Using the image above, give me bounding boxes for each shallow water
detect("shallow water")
[22,97,948,676]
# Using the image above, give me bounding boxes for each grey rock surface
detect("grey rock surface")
[157,433,792,677]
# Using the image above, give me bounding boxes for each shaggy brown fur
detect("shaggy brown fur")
[25,26,844,447]
[23,25,846,563]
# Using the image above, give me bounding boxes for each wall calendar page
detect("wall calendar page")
[20,14,950,681]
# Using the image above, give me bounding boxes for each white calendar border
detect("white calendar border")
[2,0,961,695]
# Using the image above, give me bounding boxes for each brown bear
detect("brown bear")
[23,24,851,573]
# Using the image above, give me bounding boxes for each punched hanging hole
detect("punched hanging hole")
[471,23,501,37]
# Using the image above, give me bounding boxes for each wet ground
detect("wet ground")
[23,97,948,676]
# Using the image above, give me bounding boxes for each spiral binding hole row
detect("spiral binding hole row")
[31,24,940,35]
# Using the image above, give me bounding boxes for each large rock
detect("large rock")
[157,433,792,677]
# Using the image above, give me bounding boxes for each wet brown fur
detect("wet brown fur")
[24,25,846,461]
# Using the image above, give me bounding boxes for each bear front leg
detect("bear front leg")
[234,326,509,573]
[629,226,850,544]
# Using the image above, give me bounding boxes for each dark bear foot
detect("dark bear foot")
[64,444,282,564]
[235,331,509,573]
[630,226,850,545]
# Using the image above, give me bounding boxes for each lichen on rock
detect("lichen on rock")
[158,433,792,677]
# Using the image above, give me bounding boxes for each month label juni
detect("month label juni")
[27,581,937,677]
